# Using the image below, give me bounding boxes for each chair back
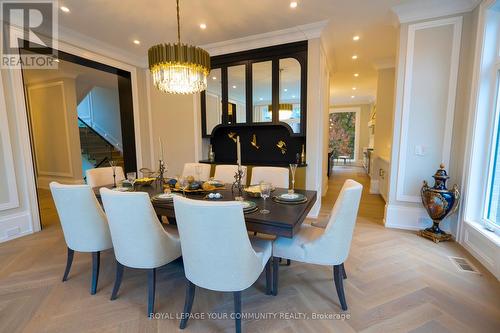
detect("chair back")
[173,196,262,291]
[49,182,112,252]
[86,166,125,188]
[305,179,362,264]
[182,163,211,181]
[100,188,181,269]
[214,165,247,185]
[250,166,289,188]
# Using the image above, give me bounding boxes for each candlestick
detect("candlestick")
[236,136,241,167]
[159,137,164,161]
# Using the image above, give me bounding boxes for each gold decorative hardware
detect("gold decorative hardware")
[228,132,237,143]
[251,134,260,149]
[300,144,305,164]
[277,140,287,155]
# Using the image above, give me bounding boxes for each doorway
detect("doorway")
[20,48,137,228]
[329,107,360,166]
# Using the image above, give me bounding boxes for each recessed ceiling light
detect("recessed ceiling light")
[60,6,70,13]
[354,73,359,77]
[259,97,263,101]
[352,55,358,60]
[212,76,217,80]
[352,87,357,90]
[232,85,237,89]
[284,88,288,92]
[351,95,355,99]
[199,23,207,30]
[133,40,140,45]
[292,95,296,98]
[290,2,298,9]
[353,35,360,41]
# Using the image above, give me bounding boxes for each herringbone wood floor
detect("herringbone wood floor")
[0,166,499,332]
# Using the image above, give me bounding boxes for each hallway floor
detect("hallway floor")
[0,167,499,332]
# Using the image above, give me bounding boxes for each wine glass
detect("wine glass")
[195,165,202,181]
[260,182,271,214]
[179,177,189,196]
[126,172,137,190]
[289,163,298,194]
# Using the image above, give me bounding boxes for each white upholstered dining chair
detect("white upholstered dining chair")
[173,196,272,333]
[214,164,247,184]
[86,166,125,188]
[100,188,182,317]
[182,163,211,181]
[49,182,113,295]
[272,179,362,310]
[250,166,289,188]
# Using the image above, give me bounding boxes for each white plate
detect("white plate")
[157,193,178,200]
[112,187,130,192]
[280,193,300,200]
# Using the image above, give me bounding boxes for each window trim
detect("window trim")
[460,0,500,242]
[483,64,500,231]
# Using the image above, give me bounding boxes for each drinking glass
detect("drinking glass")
[179,177,189,196]
[126,172,137,190]
[289,163,298,194]
[195,165,202,181]
[260,182,271,214]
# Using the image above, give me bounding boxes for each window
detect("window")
[485,68,500,231]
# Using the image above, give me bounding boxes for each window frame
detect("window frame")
[483,62,500,231]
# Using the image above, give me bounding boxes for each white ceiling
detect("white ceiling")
[53,0,474,106]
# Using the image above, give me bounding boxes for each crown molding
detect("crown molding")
[391,0,481,24]
[57,25,147,68]
[201,20,328,56]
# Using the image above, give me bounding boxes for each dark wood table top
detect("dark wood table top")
[94,183,317,238]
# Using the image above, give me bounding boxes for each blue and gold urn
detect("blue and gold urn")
[419,164,460,243]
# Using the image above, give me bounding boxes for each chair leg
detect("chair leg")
[179,280,196,329]
[233,291,242,333]
[341,263,347,279]
[333,265,347,311]
[265,258,272,295]
[272,257,279,296]
[110,261,125,300]
[90,251,100,295]
[148,268,156,318]
[62,247,74,282]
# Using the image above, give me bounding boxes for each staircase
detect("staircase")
[79,118,123,169]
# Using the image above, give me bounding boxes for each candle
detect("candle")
[236,136,241,167]
[159,137,164,161]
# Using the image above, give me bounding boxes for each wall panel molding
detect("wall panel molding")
[0,75,19,211]
[27,81,74,178]
[396,16,463,203]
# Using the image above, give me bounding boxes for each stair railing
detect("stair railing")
[78,117,117,168]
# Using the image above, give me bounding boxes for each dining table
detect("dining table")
[94,183,317,238]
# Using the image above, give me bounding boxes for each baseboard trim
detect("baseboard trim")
[385,203,434,231]
[0,211,34,243]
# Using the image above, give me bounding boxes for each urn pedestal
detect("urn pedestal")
[419,164,460,243]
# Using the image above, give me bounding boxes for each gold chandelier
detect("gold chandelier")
[148,0,210,94]
[269,103,294,120]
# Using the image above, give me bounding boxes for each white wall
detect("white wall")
[306,38,330,216]
[0,69,40,242]
[77,86,123,150]
[147,71,198,177]
[373,68,395,162]
[386,11,478,235]
[26,78,83,189]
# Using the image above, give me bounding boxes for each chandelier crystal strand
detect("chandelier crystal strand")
[148,0,210,94]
